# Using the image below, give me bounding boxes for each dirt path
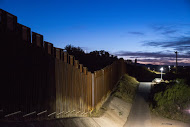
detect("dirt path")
[123,82,152,127]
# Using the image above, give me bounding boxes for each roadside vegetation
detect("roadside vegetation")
[150,79,190,122]
[113,74,139,103]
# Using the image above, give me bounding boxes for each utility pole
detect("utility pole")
[175,51,178,74]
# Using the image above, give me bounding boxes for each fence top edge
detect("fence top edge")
[32,31,43,36]
[17,23,31,29]
[1,9,17,18]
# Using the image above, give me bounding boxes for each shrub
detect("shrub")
[154,79,190,108]
[113,74,139,103]
[152,79,190,121]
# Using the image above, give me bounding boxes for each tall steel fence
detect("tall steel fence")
[0,9,126,120]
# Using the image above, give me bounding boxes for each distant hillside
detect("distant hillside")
[126,63,157,82]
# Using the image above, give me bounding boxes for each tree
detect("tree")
[64,44,85,55]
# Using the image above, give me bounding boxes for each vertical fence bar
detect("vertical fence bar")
[32,32,43,47]
[92,73,94,108]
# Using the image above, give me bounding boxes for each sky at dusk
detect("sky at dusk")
[1,0,190,66]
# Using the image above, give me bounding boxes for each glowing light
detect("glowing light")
[153,78,161,83]
[160,67,163,80]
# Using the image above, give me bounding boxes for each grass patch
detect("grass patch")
[113,74,139,103]
[119,111,123,116]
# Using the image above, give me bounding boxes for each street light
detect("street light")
[160,67,163,80]
[168,66,170,72]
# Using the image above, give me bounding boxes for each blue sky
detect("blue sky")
[1,0,190,65]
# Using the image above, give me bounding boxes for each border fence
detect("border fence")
[0,9,126,120]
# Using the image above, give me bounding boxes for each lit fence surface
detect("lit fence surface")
[0,9,126,120]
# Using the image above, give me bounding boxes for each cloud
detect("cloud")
[161,30,177,35]
[143,36,190,52]
[128,32,145,36]
[115,51,189,58]
[120,31,145,38]
[137,58,190,66]
[125,24,190,66]
[114,51,190,66]
[152,25,169,31]
[151,23,190,36]
[185,31,190,34]
[186,51,190,55]
[151,24,178,35]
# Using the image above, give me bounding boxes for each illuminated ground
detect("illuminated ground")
[124,82,190,127]
[124,82,152,127]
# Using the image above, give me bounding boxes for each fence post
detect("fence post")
[55,48,61,60]
[83,67,87,75]
[102,69,104,99]
[60,50,64,61]
[91,73,94,108]
[63,52,68,63]
[79,64,83,73]
[69,55,74,65]
[74,60,79,69]
[83,67,88,112]
[44,41,53,55]
[32,32,43,47]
